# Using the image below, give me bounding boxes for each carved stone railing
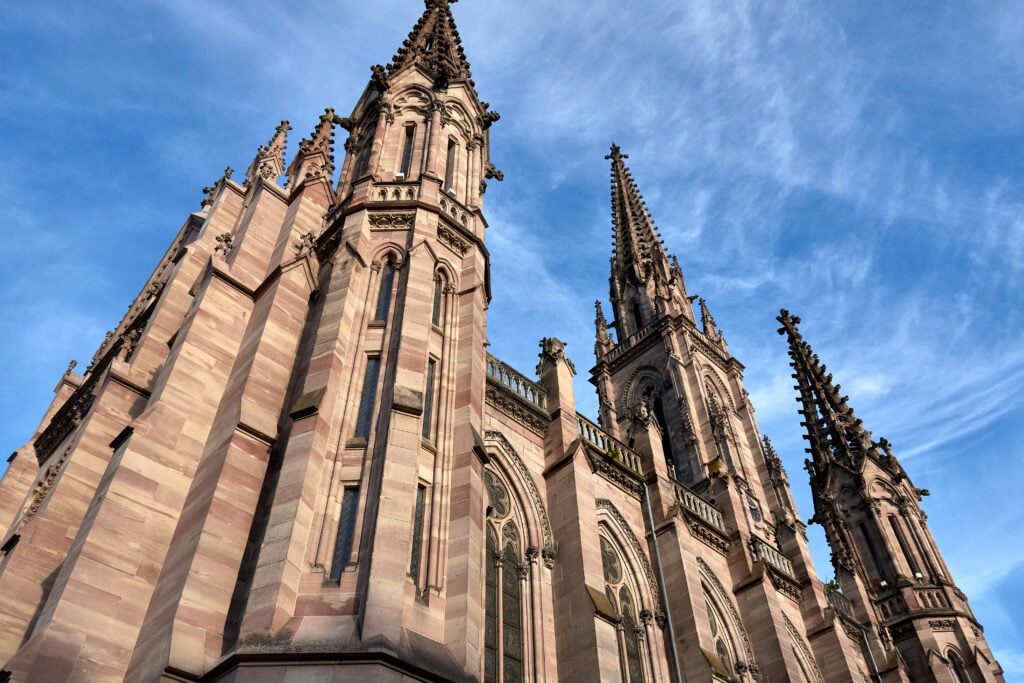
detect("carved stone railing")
[914,586,948,610]
[824,587,855,619]
[370,180,419,203]
[752,536,795,579]
[674,482,726,532]
[602,318,660,365]
[576,414,642,476]
[486,355,547,410]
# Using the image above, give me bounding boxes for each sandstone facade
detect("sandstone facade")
[0,2,1003,681]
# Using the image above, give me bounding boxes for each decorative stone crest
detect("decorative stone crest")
[437,223,469,256]
[368,213,415,230]
[293,232,317,258]
[214,232,234,256]
[485,430,554,553]
[537,337,576,375]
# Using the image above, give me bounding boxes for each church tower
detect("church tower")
[0,2,1006,681]
[778,310,1005,682]
[591,148,876,682]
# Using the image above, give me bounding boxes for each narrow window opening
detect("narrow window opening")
[444,139,457,192]
[374,261,395,321]
[484,527,499,681]
[355,136,372,178]
[330,487,360,581]
[409,484,427,581]
[399,125,415,178]
[889,515,920,576]
[501,544,524,682]
[432,274,444,327]
[631,300,643,332]
[422,359,437,439]
[858,521,889,583]
[354,357,381,438]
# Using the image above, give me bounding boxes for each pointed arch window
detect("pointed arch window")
[444,138,458,193]
[948,650,968,683]
[399,124,416,178]
[374,259,396,321]
[432,272,446,327]
[483,469,528,683]
[600,535,646,683]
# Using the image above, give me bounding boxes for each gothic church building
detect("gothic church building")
[0,2,1004,681]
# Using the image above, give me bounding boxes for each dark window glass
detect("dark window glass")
[621,596,644,683]
[374,262,395,321]
[400,125,415,177]
[432,274,444,326]
[330,487,360,581]
[409,484,427,581]
[354,357,381,438]
[502,545,524,683]
[422,359,437,439]
[444,139,457,191]
[484,528,499,682]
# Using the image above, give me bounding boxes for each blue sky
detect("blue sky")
[1,0,1021,674]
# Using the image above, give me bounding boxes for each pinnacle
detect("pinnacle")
[387,0,473,91]
[607,145,670,285]
[245,120,291,186]
[778,310,886,470]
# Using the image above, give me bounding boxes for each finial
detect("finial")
[698,298,718,336]
[605,142,628,162]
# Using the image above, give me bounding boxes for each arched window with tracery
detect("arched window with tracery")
[484,469,526,683]
[705,594,738,680]
[948,649,968,683]
[600,535,645,683]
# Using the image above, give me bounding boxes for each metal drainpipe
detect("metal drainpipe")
[643,479,685,683]
[860,622,885,683]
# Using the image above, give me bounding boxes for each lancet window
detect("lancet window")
[374,258,397,321]
[483,469,528,683]
[600,534,645,683]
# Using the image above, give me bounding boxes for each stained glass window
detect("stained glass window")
[484,527,499,681]
[432,274,444,327]
[329,487,359,581]
[409,484,426,581]
[374,261,395,321]
[354,357,380,438]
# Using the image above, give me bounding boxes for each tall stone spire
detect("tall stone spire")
[776,309,879,472]
[594,300,613,357]
[606,143,671,286]
[698,298,718,338]
[385,0,473,91]
[244,120,290,186]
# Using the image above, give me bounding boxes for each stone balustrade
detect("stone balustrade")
[486,354,547,410]
[824,587,855,619]
[575,414,643,475]
[674,482,726,531]
[753,536,796,578]
[602,319,660,364]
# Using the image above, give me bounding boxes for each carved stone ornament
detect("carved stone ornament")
[485,386,549,435]
[214,232,234,255]
[368,213,415,230]
[928,619,957,632]
[437,223,469,257]
[293,232,317,258]
[20,446,71,529]
[536,336,576,375]
[484,161,504,181]
[370,63,390,91]
[584,450,644,500]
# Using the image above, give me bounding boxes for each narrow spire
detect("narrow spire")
[761,435,786,481]
[606,143,670,285]
[698,298,718,338]
[386,0,473,91]
[245,120,290,187]
[777,310,880,472]
[594,300,614,358]
[285,109,337,192]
